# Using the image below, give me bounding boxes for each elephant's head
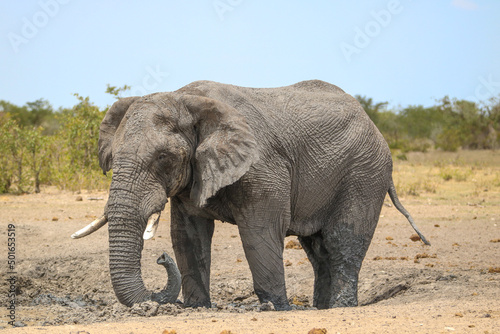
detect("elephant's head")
[72,92,259,306]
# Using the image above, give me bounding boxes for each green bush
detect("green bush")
[0,93,110,193]
[51,94,109,191]
[357,95,500,152]
[436,128,462,152]
[0,89,499,193]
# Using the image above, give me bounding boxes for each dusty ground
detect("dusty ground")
[1,150,499,333]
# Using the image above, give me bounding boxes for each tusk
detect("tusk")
[71,215,107,239]
[143,212,161,240]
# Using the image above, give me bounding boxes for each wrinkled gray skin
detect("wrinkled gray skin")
[99,80,428,310]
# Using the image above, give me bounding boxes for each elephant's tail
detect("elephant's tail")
[388,180,430,245]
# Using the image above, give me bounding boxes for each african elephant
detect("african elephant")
[72,80,429,310]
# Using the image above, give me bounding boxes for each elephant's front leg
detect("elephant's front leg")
[238,223,291,311]
[170,197,214,308]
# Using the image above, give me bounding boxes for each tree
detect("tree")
[24,99,54,127]
[25,126,50,193]
[54,94,107,190]
[376,111,403,149]
[484,96,500,150]
[354,95,388,124]
[106,84,131,100]
[399,105,447,141]
[0,117,27,192]
[0,99,58,135]
[434,97,497,150]
[0,116,16,193]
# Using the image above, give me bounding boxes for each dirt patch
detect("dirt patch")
[1,173,499,333]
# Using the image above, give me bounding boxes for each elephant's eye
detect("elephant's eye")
[158,153,168,161]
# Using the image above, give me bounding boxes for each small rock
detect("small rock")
[75,196,83,201]
[409,234,421,242]
[308,328,327,334]
[162,330,177,334]
[437,275,458,281]
[13,321,26,327]
[52,217,59,221]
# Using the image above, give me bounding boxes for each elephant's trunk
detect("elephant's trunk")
[107,198,180,307]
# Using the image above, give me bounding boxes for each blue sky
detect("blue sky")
[1,0,499,110]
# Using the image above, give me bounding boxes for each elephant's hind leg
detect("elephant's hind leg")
[321,186,386,308]
[300,227,371,309]
[298,233,332,309]
[322,223,371,308]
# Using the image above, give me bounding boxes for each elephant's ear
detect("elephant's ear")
[181,95,259,207]
[98,96,140,173]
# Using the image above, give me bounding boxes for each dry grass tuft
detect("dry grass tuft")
[392,150,500,203]
[415,253,437,259]
[285,239,303,249]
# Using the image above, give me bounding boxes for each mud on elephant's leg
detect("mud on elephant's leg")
[238,224,291,311]
[170,197,214,308]
[323,221,375,308]
[298,233,332,309]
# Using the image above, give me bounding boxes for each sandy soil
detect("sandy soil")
[0,184,499,333]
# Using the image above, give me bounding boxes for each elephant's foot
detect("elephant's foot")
[325,266,360,308]
[183,300,212,308]
[314,280,358,309]
[329,290,358,308]
[255,289,291,311]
